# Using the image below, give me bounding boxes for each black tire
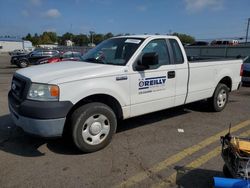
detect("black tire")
[223,164,233,178]
[18,59,28,68]
[71,102,117,153]
[209,83,229,112]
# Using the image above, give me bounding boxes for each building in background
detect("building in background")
[0,38,33,53]
[65,40,73,46]
[38,43,58,49]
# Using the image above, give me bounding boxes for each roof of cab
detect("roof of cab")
[113,35,178,39]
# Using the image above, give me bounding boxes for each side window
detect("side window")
[169,39,184,64]
[63,52,72,58]
[43,51,55,56]
[74,52,81,57]
[31,51,42,57]
[42,51,50,56]
[51,51,58,56]
[141,39,170,68]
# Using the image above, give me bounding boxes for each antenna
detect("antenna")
[246,18,250,44]
[70,23,73,53]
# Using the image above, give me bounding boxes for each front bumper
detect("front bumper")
[8,91,73,137]
[11,59,18,65]
[9,104,65,137]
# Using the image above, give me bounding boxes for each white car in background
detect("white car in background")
[9,49,29,56]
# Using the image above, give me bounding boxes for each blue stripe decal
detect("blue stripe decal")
[139,87,149,90]
[145,76,166,80]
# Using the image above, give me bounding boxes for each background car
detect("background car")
[9,49,29,56]
[11,49,59,68]
[187,41,209,46]
[37,51,82,64]
[242,56,250,86]
[211,40,239,46]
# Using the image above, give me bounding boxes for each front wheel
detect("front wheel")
[18,59,28,68]
[71,102,117,153]
[209,83,229,112]
[223,164,233,178]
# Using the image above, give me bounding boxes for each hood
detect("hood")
[12,54,28,58]
[16,61,126,84]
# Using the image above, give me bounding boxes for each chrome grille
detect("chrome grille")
[11,75,26,100]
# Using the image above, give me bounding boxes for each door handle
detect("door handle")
[168,71,175,79]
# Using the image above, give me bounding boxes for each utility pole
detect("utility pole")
[245,18,250,44]
[168,29,172,35]
[89,31,94,45]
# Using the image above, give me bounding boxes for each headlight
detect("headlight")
[27,83,59,101]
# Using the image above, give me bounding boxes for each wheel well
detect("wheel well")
[67,94,123,120]
[63,94,123,137]
[20,58,29,62]
[218,76,232,91]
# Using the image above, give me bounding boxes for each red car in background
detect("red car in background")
[37,51,82,64]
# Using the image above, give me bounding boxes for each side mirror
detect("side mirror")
[135,52,158,71]
[142,52,158,66]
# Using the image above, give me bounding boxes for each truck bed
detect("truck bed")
[187,56,241,63]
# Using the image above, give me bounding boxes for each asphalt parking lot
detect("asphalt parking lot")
[0,53,250,188]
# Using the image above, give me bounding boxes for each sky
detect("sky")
[0,0,249,40]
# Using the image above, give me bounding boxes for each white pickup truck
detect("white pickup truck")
[8,35,242,152]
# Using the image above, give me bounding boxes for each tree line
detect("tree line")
[23,32,195,46]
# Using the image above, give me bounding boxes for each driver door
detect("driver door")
[29,51,42,64]
[130,39,176,117]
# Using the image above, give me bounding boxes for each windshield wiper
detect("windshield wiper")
[83,58,105,64]
[82,58,121,66]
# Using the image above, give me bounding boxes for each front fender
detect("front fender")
[58,76,130,107]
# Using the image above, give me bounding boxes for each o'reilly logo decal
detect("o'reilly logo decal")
[138,76,167,94]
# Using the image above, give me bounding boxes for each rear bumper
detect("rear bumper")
[237,82,242,90]
[242,76,250,83]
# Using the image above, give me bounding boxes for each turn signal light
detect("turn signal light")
[50,85,59,97]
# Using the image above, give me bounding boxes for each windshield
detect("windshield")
[81,38,144,65]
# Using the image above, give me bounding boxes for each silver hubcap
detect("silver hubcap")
[21,61,26,66]
[217,89,227,108]
[82,114,110,145]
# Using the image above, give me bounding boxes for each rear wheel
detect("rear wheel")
[209,83,229,112]
[71,102,117,153]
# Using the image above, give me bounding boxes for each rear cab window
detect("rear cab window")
[169,39,184,64]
